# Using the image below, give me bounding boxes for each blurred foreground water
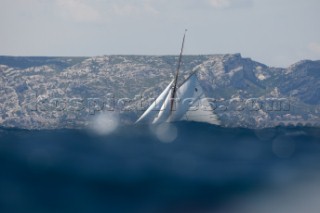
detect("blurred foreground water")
[1,122,320,213]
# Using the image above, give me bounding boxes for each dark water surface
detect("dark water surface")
[1,123,320,213]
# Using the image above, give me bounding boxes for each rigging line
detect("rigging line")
[178,61,216,88]
[170,29,187,112]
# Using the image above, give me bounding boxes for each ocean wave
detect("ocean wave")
[0,123,320,213]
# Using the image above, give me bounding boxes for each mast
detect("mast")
[170,29,187,112]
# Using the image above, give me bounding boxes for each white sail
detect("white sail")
[152,88,173,124]
[135,80,174,124]
[136,74,220,125]
[181,76,220,125]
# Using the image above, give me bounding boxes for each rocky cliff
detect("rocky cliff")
[0,54,319,129]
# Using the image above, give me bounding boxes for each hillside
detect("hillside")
[0,54,319,129]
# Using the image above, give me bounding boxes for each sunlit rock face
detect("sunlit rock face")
[0,55,319,129]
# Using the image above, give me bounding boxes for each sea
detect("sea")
[1,122,320,213]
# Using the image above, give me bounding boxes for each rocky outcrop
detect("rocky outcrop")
[0,54,319,129]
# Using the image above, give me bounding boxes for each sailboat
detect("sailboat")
[136,30,220,125]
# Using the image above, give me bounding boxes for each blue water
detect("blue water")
[0,123,320,213]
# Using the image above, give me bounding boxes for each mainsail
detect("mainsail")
[136,30,220,125]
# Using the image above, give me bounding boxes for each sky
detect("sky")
[0,0,320,67]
